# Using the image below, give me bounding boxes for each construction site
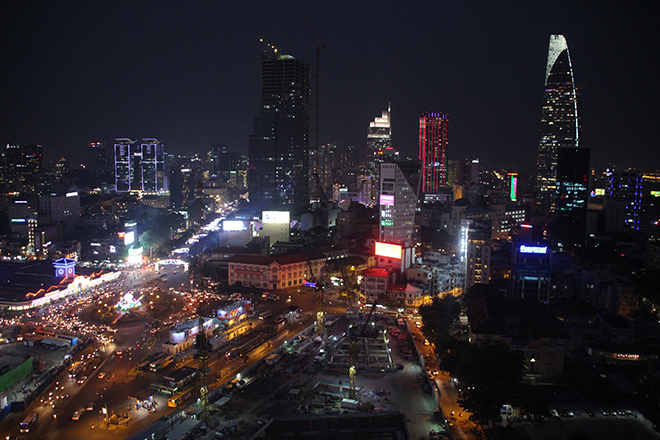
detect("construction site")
[138,309,448,440]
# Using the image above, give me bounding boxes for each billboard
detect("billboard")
[379,194,394,206]
[262,211,290,224]
[223,220,247,231]
[216,300,252,320]
[375,242,402,259]
[124,230,135,246]
[508,173,517,201]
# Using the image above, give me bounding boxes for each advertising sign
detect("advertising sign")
[375,242,402,259]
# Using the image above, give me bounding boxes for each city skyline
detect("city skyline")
[1,2,658,172]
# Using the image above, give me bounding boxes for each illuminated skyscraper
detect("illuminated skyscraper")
[366,105,392,202]
[536,34,580,215]
[419,112,448,194]
[140,138,165,193]
[114,138,137,192]
[114,138,165,193]
[248,49,310,210]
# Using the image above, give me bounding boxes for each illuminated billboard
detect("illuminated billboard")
[379,194,394,206]
[262,211,290,224]
[519,245,548,254]
[216,300,252,320]
[508,173,517,201]
[375,242,402,259]
[223,220,247,231]
[124,230,135,246]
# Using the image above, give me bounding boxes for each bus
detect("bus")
[69,361,83,378]
[150,382,177,395]
[167,387,192,407]
[150,356,174,372]
[20,411,38,433]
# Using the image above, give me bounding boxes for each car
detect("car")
[86,402,95,411]
[98,372,106,379]
[77,376,87,384]
[72,411,81,420]
[550,409,560,418]
[585,409,596,417]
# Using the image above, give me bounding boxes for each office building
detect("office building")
[510,242,552,304]
[419,112,448,194]
[536,34,581,215]
[248,49,310,210]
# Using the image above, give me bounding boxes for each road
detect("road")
[411,324,480,440]
[2,262,340,439]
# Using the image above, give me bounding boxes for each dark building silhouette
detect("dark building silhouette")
[551,146,590,243]
[88,142,109,182]
[248,49,310,211]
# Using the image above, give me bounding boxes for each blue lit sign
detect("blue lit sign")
[519,245,548,254]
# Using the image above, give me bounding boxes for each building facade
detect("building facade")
[227,253,324,291]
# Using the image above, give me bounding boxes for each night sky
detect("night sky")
[1,1,658,172]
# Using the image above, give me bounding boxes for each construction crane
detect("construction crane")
[195,317,210,421]
[306,258,325,335]
[259,38,279,54]
[348,296,380,399]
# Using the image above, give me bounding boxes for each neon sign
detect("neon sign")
[519,245,548,254]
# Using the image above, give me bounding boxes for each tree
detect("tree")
[450,341,524,427]
[419,295,461,351]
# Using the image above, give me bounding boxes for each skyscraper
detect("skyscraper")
[419,112,448,194]
[114,138,137,192]
[114,138,165,193]
[366,105,392,203]
[248,49,310,210]
[140,138,165,193]
[536,34,580,215]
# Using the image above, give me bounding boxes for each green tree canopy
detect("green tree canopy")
[418,295,461,351]
[444,341,524,427]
